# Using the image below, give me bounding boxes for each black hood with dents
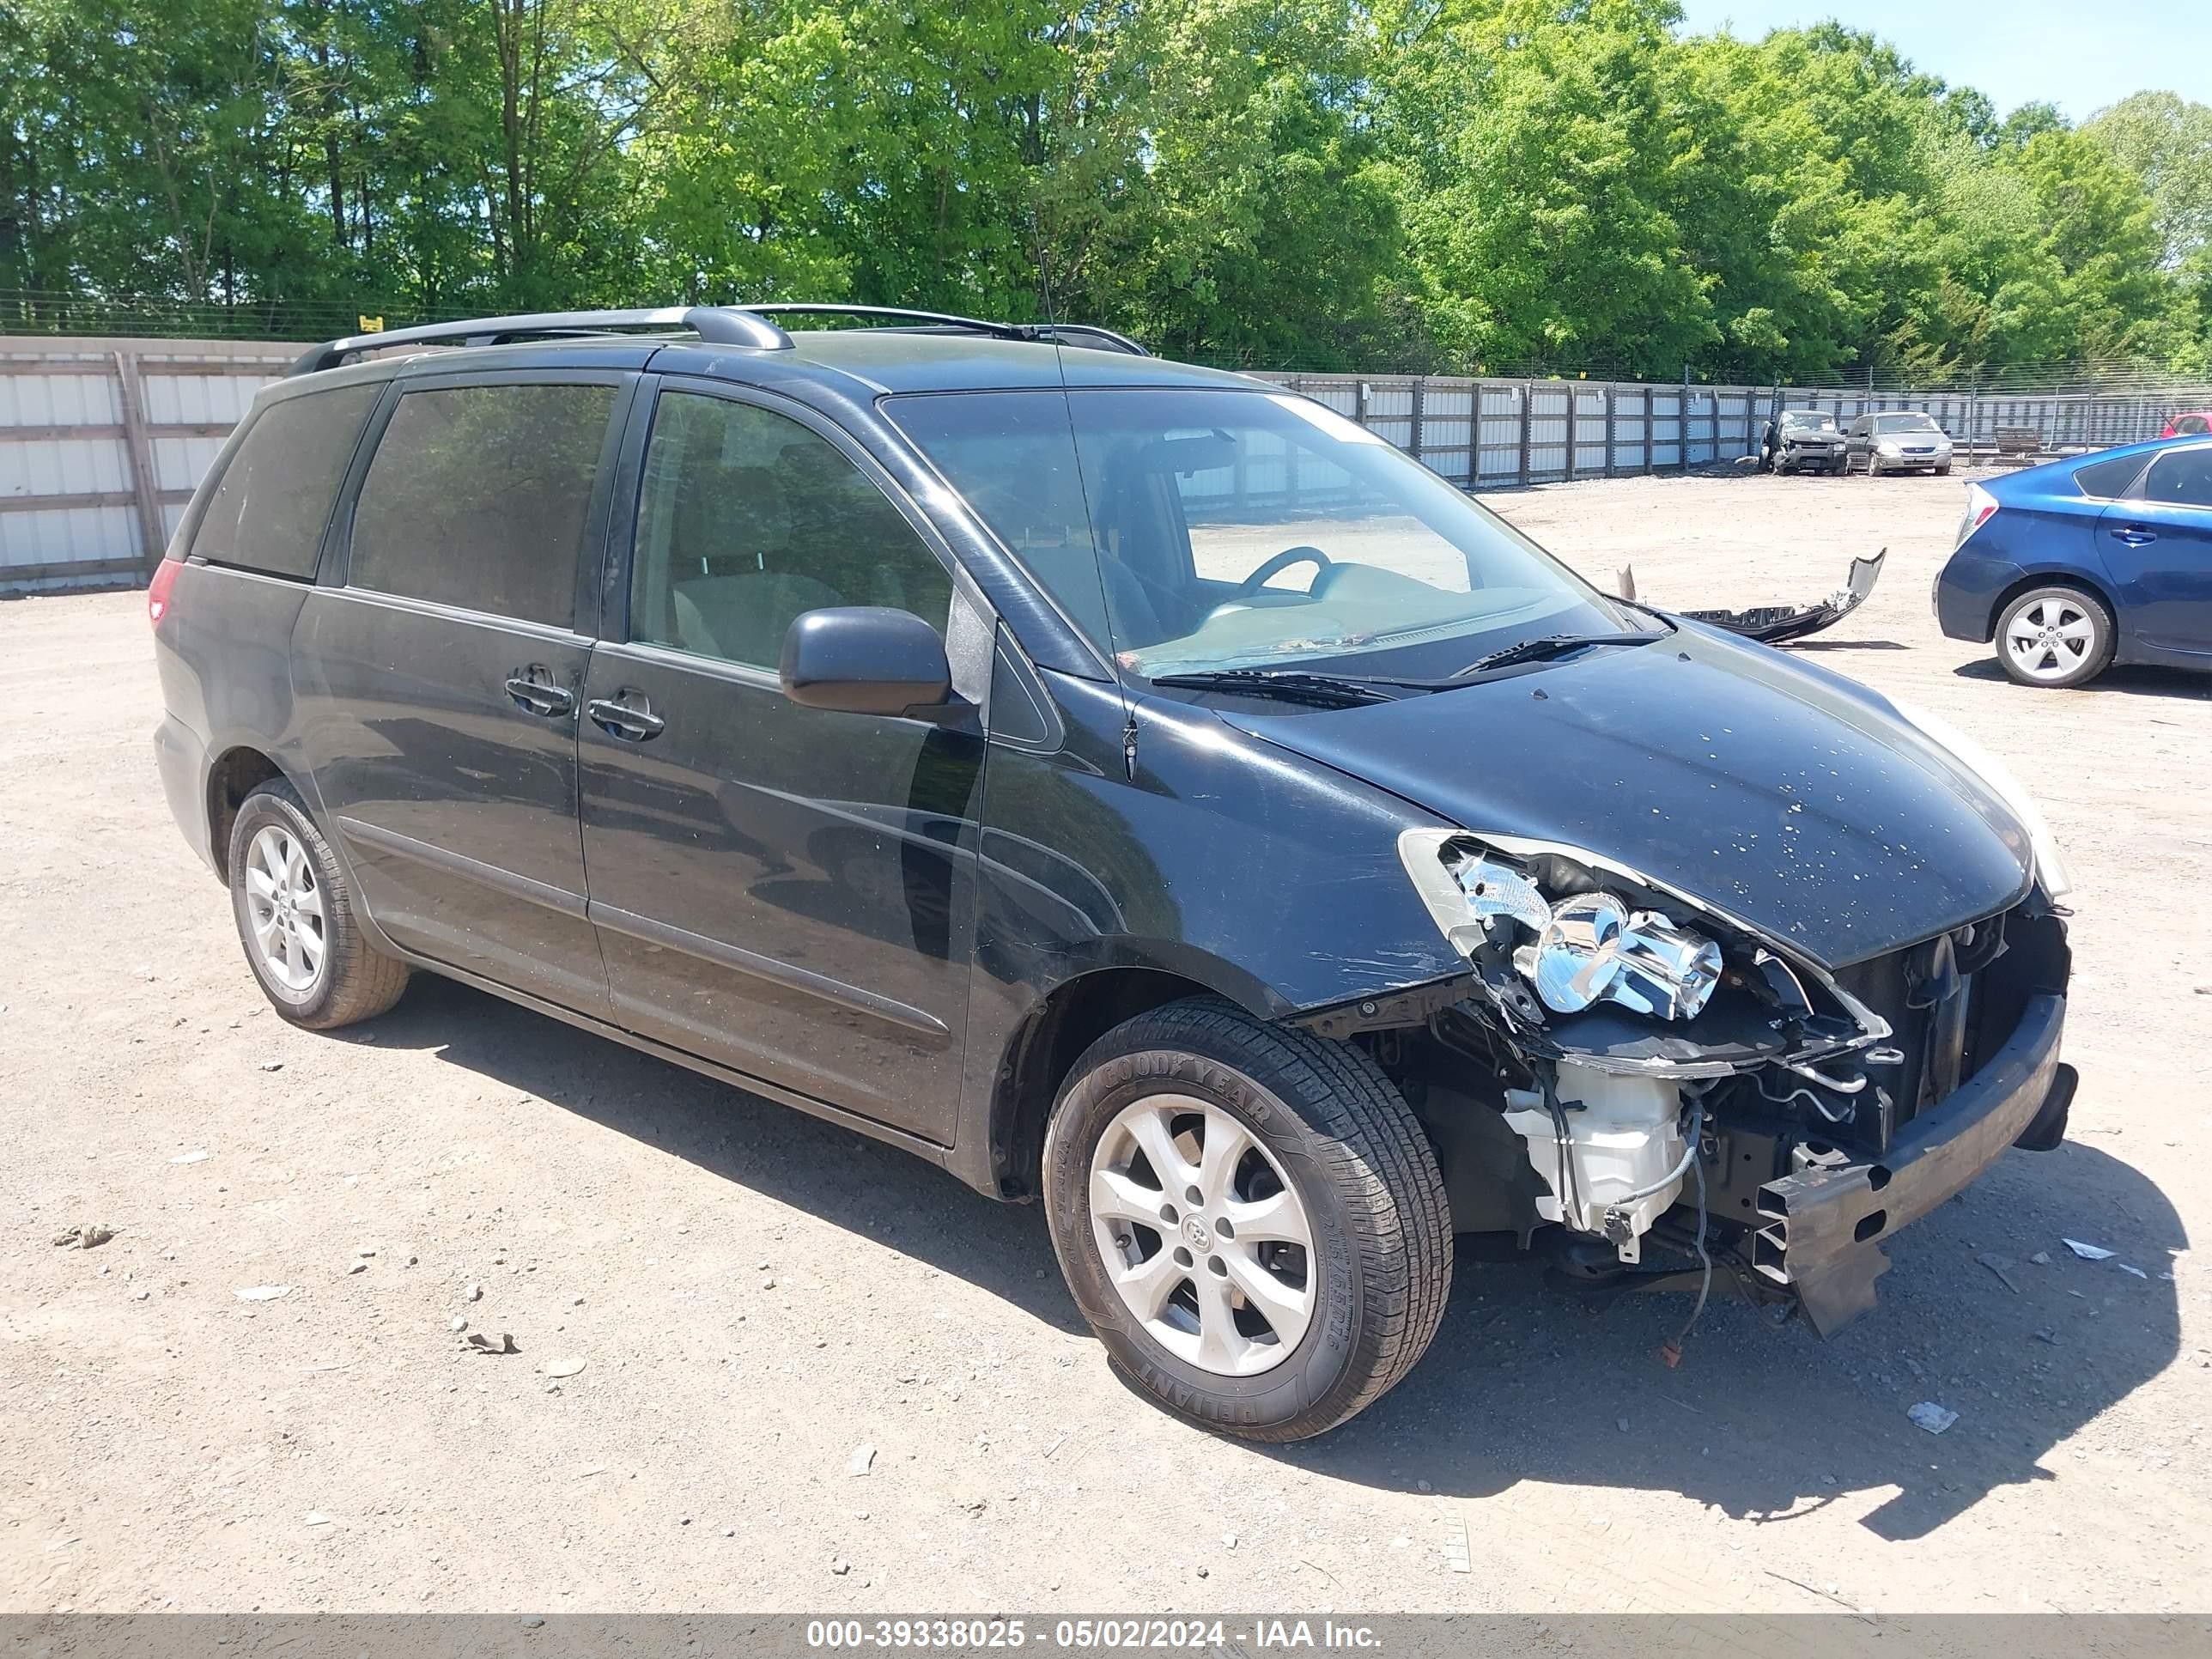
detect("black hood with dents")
[1226,623,2034,971]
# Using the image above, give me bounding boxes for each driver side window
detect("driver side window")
[629,391,952,670]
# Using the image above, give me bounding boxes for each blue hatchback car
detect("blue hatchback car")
[1936,436,2212,687]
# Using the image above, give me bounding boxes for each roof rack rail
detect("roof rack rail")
[286,305,793,378]
[743,303,1149,356]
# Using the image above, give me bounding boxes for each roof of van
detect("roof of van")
[662,328,1267,395]
[300,325,1268,398]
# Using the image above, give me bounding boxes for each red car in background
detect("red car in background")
[2164,410,2212,437]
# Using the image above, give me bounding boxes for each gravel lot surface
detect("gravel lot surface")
[3,465,2209,1616]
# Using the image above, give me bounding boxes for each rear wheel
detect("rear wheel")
[1996,585,2114,689]
[1042,1000,1450,1442]
[228,781,410,1028]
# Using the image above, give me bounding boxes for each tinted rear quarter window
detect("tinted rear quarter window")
[2072,453,2148,499]
[190,385,380,578]
[2142,447,2212,509]
[347,383,615,629]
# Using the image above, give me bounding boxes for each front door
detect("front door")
[2096,442,2212,655]
[295,372,629,1013]
[578,380,982,1140]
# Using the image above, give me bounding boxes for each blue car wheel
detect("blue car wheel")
[1995,584,2115,689]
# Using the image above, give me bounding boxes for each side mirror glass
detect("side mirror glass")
[780,606,955,718]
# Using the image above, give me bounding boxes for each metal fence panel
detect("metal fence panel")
[1,336,294,590]
[8,337,2210,595]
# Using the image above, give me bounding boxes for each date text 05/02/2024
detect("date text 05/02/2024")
[805,1619,1384,1650]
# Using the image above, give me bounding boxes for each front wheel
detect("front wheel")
[1042,1000,1451,1442]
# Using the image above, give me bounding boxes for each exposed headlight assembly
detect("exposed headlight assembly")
[1454,854,1723,1021]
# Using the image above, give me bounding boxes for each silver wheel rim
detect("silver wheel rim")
[1086,1093,1316,1376]
[243,823,327,999]
[2003,597,2097,683]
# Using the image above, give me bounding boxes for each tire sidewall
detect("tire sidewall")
[1042,1043,1364,1433]
[1997,586,2112,689]
[228,786,343,1022]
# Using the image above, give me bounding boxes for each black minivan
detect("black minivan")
[152,305,2075,1440]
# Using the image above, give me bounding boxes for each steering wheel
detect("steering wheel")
[1232,545,1332,599]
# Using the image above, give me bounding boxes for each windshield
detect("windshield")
[891,386,1637,679]
[1779,410,1836,430]
[1875,413,1942,434]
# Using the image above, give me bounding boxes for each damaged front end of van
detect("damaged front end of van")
[1285,694,2075,1339]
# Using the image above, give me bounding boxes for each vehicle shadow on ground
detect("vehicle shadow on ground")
[1267,1137,2182,1543]
[339,974,1087,1338]
[1953,658,2212,700]
[346,976,2181,1545]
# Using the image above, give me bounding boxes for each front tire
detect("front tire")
[1995,585,2115,689]
[228,781,410,1029]
[1042,1000,1450,1441]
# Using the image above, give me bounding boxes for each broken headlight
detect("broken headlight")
[1455,854,1722,1020]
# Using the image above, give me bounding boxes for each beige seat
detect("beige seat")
[672,571,846,667]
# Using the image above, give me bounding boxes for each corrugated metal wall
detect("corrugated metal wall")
[4,334,2205,595]
[1249,373,2203,485]
[0,337,294,592]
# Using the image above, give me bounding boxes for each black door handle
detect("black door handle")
[505,671,574,718]
[587,694,665,741]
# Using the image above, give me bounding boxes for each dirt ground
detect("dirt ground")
[3,464,2209,1618]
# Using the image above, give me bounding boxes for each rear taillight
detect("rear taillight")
[148,557,181,626]
[1954,483,1999,550]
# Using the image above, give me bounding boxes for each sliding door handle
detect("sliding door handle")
[505,672,574,718]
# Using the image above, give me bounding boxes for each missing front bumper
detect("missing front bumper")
[1751,992,2069,1334]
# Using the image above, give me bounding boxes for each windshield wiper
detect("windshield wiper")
[1449,629,1669,679]
[1148,668,1427,707]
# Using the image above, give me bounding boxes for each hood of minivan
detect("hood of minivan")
[1218,626,2033,969]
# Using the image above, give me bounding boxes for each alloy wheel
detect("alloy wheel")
[2003,597,2097,684]
[242,823,327,996]
[1086,1093,1316,1376]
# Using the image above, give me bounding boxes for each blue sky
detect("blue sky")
[1674,2,2212,121]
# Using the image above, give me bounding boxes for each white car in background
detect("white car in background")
[1847,410,1954,476]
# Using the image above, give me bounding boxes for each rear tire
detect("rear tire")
[1042,999,1450,1442]
[228,781,410,1029]
[1995,585,2115,689]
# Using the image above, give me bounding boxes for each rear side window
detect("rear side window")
[190,385,379,578]
[2073,453,2147,499]
[2142,447,2212,509]
[348,383,616,629]
[2172,414,2210,435]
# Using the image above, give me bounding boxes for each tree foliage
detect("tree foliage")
[1,0,2204,378]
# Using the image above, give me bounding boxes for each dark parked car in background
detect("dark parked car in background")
[1936,436,2212,687]
[1759,407,1847,474]
[1846,410,1954,476]
[151,304,2075,1441]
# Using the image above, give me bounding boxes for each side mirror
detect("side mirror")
[780,606,956,718]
